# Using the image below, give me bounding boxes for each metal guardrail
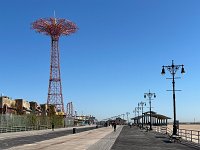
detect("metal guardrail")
[0,125,50,133]
[152,126,200,146]
[178,129,200,144]
[152,126,172,135]
[0,124,101,133]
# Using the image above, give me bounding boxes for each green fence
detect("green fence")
[0,114,65,133]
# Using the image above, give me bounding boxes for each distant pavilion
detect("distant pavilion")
[131,111,171,126]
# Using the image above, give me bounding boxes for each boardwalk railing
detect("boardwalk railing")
[152,126,200,146]
[152,126,172,135]
[178,129,200,144]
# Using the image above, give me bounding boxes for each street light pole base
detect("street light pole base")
[173,125,177,135]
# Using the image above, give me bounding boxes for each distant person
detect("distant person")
[111,122,114,128]
[104,122,108,127]
[114,122,117,132]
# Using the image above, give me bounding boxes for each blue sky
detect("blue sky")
[0,0,200,122]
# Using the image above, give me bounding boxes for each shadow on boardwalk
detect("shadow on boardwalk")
[0,126,99,149]
[111,126,199,150]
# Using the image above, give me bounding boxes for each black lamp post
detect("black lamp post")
[139,101,146,128]
[121,114,124,119]
[133,108,137,117]
[121,114,125,124]
[161,60,185,135]
[126,112,130,124]
[134,107,139,125]
[137,103,141,125]
[144,90,156,130]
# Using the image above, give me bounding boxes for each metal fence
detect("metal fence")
[152,126,200,146]
[178,129,200,144]
[0,114,65,133]
[152,126,172,135]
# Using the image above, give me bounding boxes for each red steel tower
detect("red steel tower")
[32,17,78,112]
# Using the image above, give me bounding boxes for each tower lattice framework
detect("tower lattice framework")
[32,17,78,112]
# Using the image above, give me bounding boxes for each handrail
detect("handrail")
[152,126,200,145]
[178,129,200,144]
[152,126,172,135]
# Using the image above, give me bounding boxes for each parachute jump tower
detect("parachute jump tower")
[32,17,78,112]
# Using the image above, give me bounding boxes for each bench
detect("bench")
[145,126,150,132]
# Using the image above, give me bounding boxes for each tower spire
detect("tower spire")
[54,10,57,23]
[54,10,56,18]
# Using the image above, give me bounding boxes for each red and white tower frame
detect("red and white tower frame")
[32,17,78,112]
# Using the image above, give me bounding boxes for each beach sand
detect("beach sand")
[168,124,200,131]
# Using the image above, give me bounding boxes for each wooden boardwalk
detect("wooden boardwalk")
[111,126,199,150]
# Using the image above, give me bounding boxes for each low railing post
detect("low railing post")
[198,131,199,144]
[185,130,187,141]
[191,130,192,142]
